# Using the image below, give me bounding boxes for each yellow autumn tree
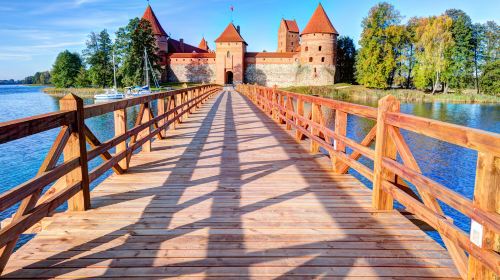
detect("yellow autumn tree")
[414,15,454,94]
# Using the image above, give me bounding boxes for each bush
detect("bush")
[480,60,500,96]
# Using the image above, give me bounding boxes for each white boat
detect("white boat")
[95,88,125,100]
[126,48,160,97]
[95,52,125,100]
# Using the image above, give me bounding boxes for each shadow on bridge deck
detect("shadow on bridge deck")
[2,90,459,279]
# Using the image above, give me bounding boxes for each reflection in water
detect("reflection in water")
[0,85,499,247]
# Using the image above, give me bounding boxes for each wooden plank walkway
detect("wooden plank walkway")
[2,90,460,279]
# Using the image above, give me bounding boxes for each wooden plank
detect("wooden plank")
[385,111,500,155]
[113,109,128,171]
[59,94,90,212]
[372,95,398,210]
[0,111,75,144]
[467,153,500,279]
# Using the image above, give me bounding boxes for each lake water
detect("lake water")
[0,85,499,247]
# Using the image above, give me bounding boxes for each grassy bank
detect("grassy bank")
[282,84,500,104]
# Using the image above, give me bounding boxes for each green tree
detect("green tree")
[413,15,454,94]
[355,2,402,89]
[443,9,474,93]
[83,30,114,87]
[335,36,356,84]
[482,21,499,63]
[115,18,160,87]
[480,60,500,95]
[51,50,83,88]
[75,67,91,88]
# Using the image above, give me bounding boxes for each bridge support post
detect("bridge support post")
[372,95,399,210]
[139,103,152,153]
[467,153,499,279]
[114,109,128,171]
[310,103,321,154]
[60,94,91,211]
[333,110,347,173]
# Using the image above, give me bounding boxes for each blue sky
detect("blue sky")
[0,0,498,80]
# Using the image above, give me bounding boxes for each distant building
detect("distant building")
[142,3,338,86]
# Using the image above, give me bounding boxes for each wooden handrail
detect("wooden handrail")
[0,84,221,273]
[237,83,500,279]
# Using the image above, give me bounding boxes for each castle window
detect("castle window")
[321,57,325,62]
[319,46,322,51]
[305,46,309,51]
[227,51,230,58]
[309,57,313,62]
[291,42,294,46]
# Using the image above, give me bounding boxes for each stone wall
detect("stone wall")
[244,63,299,87]
[167,62,216,83]
[295,64,335,86]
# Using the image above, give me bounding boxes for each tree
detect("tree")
[482,21,499,63]
[413,15,454,94]
[443,9,474,93]
[355,2,402,89]
[83,30,114,87]
[75,67,91,88]
[399,18,419,89]
[115,18,160,87]
[472,23,485,94]
[335,36,356,84]
[51,50,83,88]
[480,60,500,95]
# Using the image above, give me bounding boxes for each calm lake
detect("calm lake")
[0,85,499,246]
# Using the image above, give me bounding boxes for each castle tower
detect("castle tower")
[277,19,300,53]
[299,3,338,85]
[142,5,168,54]
[198,37,209,52]
[214,23,247,85]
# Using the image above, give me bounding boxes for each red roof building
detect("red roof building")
[302,3,338,35]
[198,37,209,51]
[142,5,167,37]
[283,20,299,33]
[215,23,247,45]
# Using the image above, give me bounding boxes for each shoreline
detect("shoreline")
[282,85,500,104]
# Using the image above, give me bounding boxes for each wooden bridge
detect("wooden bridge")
[0,85,498,279]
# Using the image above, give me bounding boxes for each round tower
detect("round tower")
[299,3,338,85]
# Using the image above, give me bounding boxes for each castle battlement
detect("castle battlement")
[142,3,338,86]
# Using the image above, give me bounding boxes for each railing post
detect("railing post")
[372,95,399,210]
[59,94,90,211]
[271,86,277,120]
[467,153,499,279]
[333,110,347,173]
[310,102,321,153]
[139,102,152,153]
[114,109,128,171]
[157,96,166,138]
[296,98,304,141]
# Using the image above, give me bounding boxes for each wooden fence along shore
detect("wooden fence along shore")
[0,84,498,279]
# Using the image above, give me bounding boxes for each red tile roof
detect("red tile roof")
[168,53,216,58]
[302,3,338,35]
[246,52,295,58]
[198,37,209,51]
[142,5,167,37]
[283,19,299,33]
[168,39,208,53]
[215,23,247,44]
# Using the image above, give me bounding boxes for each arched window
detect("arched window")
[227,51,230,58]
[305,46,309,51]
[321,57,325,62]
[319,46,322,51]
[309,57,313,63]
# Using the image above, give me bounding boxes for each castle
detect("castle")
[142,3,338,87]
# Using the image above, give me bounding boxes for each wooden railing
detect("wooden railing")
[0,84,220,272]
[237,84,500,280]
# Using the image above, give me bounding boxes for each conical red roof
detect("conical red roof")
[142,5,167,36]
[302,3,338,35]
[198,37,209,51]
[215,23,246,44]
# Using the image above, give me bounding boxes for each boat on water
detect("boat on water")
[94,52,125,100]
[126,48,160,97]
[95,88,126,100]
